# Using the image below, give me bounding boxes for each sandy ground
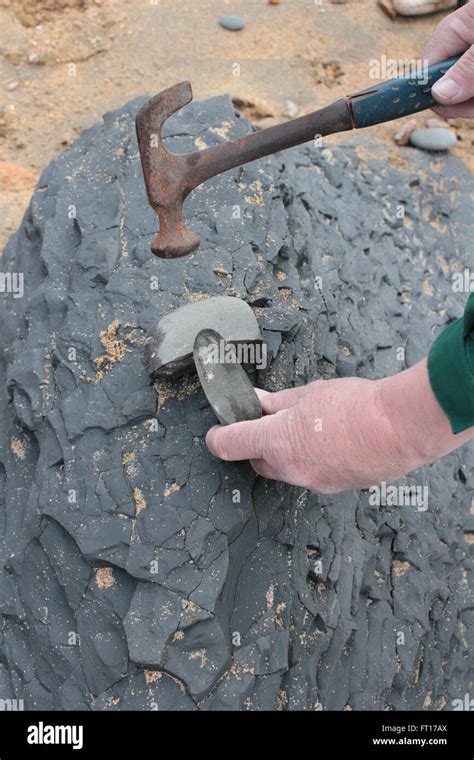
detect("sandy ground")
[1,0,472,251]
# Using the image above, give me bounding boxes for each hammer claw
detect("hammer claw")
[136,81,201,258]
[136,83,352,259]
[136,81,193,137]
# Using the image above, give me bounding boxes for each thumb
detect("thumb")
[206,416,272,461]
[432,44,474,104]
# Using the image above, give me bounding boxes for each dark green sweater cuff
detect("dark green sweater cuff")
[428,293,474,434]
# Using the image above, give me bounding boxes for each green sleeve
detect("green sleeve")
[427,293,474,434]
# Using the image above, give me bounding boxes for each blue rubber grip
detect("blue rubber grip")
[349,55,461,129]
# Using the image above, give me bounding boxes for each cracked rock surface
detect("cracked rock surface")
[0,93,473,710]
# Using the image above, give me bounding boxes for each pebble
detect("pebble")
[392,0,456,15]
[144,296,262,378]
[409,127,457,152]
[219,15,246,31]
[282,100,299,119]
[394,119,417,145]
[7,82,19,91]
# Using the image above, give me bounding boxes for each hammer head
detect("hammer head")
[136,82,201,259]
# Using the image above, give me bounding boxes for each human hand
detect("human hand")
[422,1,474,118]
[206,359,474,493]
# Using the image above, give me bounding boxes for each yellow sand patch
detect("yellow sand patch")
[11,437,26,460]
[133,487,147,517]
[392,559,411,577]
[95,567,115,589]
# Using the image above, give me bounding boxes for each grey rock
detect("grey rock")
[93,672,196,711]
[234,631,289,675]
[0,93,472,712]
[144,296,263,378]
[165,618,230,699]
[75,596,129,697]
[410,127,457,152]
[200,669,255,710]
[219,15,246,31]
[123,584,182,666]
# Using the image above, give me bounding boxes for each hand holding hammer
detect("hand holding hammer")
[136,54,460,259]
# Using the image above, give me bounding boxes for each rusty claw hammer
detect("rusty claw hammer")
[136,56,460,259]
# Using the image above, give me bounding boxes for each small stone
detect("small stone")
[394,119,417,146]
[144,296,263,378]
[409,127,457,152]
[7,82,19,91]
[391,0,455,15]
[219,15,246,31]
[282,100,299,119]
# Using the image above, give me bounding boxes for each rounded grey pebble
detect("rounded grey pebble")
[219,14,246,31]
[409,127,457,152]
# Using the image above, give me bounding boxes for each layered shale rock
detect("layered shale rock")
[0,93,473,710]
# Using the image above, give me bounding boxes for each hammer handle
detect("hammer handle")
[190,55,460,189]
[348,55,462,128]
[136,55,461,258]
[189,98,353,189]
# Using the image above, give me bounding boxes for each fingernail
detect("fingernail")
[205,427,218,449]
[432,77,460,101]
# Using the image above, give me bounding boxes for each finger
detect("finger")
[433,98,474,118]
[249,458,281,481]
[206,416,271,461]
[422,3,474,64]
[250,457,297,485]
[260,383,314,414]
[251,456,315,491]
[432,44,474,104]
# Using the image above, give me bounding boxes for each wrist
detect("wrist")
[378,358,474,470]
